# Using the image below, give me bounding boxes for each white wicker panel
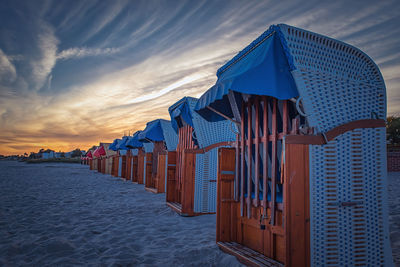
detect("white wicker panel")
[187,97,236,148]
[160,120,178,151]
[278,24,386,132]
[201,152,210,213]
[131,149,138,156]
[193,148,219,213]
[118,157,122,177]
[194,153,204,213]
[207,148,218,213]
[143,143,154,153]
[309,128,393,266]
[291,69,385,132]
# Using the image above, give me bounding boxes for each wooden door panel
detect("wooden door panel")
[284,143,310,267]
[156,154,167,193]
[181,151,196,214]
[166,151,177,203]
[217,147,236,242]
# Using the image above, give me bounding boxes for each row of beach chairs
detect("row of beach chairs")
[81,24,393,267]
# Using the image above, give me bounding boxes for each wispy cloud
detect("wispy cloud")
[29,20,59,91]
[0,0,399,155]
[57,47,121,60]
[0,49,17,83]
[126,73,208,105]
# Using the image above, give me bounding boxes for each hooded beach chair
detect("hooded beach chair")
[195,24,393,266]
[109,138,128,178]
[91,146,100,171]
[126,131,145,184]
[102,142,116,175]
[116,136,130,178]
[166,97,236,216]
[138,119,178,193]
[93,144,107,173]
[108,139,120,176]
[86,150,94,169]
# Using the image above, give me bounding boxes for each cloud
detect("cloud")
[125,72,208,105]
[0,49,17,83]
[57,47,121,60]
[30,21,59,90]
[79,0,129,43]
[0,0,399,155]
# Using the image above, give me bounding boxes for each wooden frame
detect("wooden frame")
[144,152,154,190]
[216,96,311,266]
[166,151,178,202]
[105,156,112,175]
[166,149,199,216]
[112,154,119,177]
[93,157,98,172]
[124,151,132,181]
[101,158,106,174]
[111,157,115,175]
[131,155,139,183]
[166,125,233,216]
[166,125,198,216]
[154,152,167,193]
[216,145,310,267]
[215,94,385,266]
[145,141,169,194]
[120,155,127,179]
[89,159,93,170]
[137,149,145,184]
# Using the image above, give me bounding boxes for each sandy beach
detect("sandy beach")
[0,160,398,266]
[0,161,242,266]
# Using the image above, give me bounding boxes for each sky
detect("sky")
[0,0,399,155]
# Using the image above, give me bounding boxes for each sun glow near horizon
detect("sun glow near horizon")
[0,0,399,156]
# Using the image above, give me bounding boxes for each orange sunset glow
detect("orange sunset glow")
[1,1,399,156]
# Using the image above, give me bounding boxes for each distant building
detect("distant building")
[41,151,55,159]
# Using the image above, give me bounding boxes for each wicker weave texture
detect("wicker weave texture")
[194,153,205,213]
[118,157,122,177]
[193,147,222,213]
[207,148,218,212]
[131,149,138,156]
[184,97,236,148]
[309,127,392,266]
[143,143,154,153]
[160,120,178,151]
[278,24,386,132]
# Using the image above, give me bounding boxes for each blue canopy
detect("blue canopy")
[195,24,298,121]
[139,120,165,142]
[138,119,178,151]
[168,97,196,131]
[116,136,129,150]
[126,131,143,148]
[109,139,120,151]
